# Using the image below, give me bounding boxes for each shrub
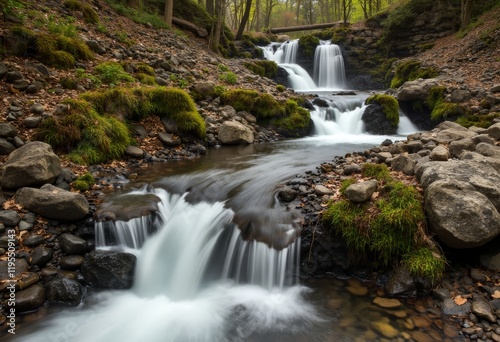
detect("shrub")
[456,113,500,128]
[365,94,400,128]
[94,62,135,85]
[63,0,99,24]
[276,85,285,92]
[219,72,238,85]
[402,247,446,282]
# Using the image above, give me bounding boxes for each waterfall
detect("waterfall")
[313,41,346,89]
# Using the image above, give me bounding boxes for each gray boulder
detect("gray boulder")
[0,138,16,155]
[0,123,18,138]
[58,233,87,255]
[15,184,90,221]
[81,250,136,289]
[391,154,416,175]
[430,145,449,161]
[476,142,500,159]
[449,138,475,158]
[386,266,416,297]
[158,132,181,146]
[30,246,53,267]
[1,141,62,189]
[218,120,254,145]
[424,180,500,248]
[460,151,500,171]
[485,122,500,140]
[396,78,439,101]
[345,180,378,203]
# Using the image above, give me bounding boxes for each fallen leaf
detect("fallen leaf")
[454,295,467,305]
[492,290,500,299]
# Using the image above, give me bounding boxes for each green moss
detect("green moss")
[47,50,75,69]
[424,86,447,110]
[365,94,400,128]
[243,60,278,79]
[94,62,135,85]
[242,32,272,46]
[331,26,351,44]
[272,100,310,137]
[431,103,467,122]
[73,172,95,191]
[402,247,446,282]
[136,73,157,85]
[390,60,439,88]
[298,34,320,57]
[60,77,79,89]
[135,63,155,76]
[276,85,285,92]
[340,178,357,195]
[56,35,94,60]
[362,163,391,182]
[64,0,99,24]
[456,113,500,128]
[219,72,238,85]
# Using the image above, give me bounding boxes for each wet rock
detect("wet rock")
[45,275,83,306]
[58,233,87,255]
[442,298,471,316]
[386,267,416,297]
[345,179,378,203]
[125,146,144,158]
[371,318,399,338]
[81,250,136,289]
[0,138,16,155]
[158,132,181,146]
[362,102,398,135]
[0,258,28,278]
[30,246,53,267]
[23,234,44,247]
[278,187,296,202]
[60,255,84,270]
[373,297,402,309]
[16,284,45,312]
[95,193,161,222]
[0,210,22,226]
[424,180,500,248]
[1,141,62,189]
[471,299,496,323]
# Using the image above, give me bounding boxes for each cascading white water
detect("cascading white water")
[313,41,346,89]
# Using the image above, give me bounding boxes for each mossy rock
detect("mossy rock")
[272,100,311,137]
[298,34,320,57]
[331,26,352,44]
[365,94,400,127]
[73,172,95,191]
[243,60,278,79]
[242,32,272,46]
[390,60,439,88]
[456,113,500,128]
[63,0,99,24]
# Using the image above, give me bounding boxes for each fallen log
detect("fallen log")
[172,17,208,38]
[268,21,346,34]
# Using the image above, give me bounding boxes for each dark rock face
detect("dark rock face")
[16,284,46,312]
[81,250,136,289]
[58,233,88,255]
[45,275,84,306]
[1,141,62,189]
[30,246,54,267]
[362,103,398,135]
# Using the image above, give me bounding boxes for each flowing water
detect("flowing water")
[10,42,465,342]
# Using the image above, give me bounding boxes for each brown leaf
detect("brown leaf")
[492,290,500,299]
[454,295,467,305]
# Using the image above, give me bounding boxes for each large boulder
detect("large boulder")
[218,120,254,145]
[345,180,378,203]
[16,284,46,312]
[81,250,136,289]
[95,193,161,222]
[361,102,398,135]
[45,275,83,306]
[425,180,500,248]
[396,78,439,101]
[15,184,89,221]
[1,141,62,189]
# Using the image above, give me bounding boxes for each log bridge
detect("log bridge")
[267,21,347,34]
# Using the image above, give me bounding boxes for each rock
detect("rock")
[442,298,471,316]
[480,251,500,271]
[158,132,181,146]
[0,138,16,155]
[58,233,87,255]
[161,118,179,133]
[15,184,90,221]
[218,121,254,145]
[343,164,362,175]
[391,154,416,175]
[12,79,30,90]
[220,105,237,119]
[386,267,416,297]
[471,300,496,323]
[60,255,84,270]
[345,180,378,203]
[1,141,62,189]
[435,128,477,143]
[45,275,83,305]
[476,142,500,159]
[81,250,136,289]
[125,146,144,158]
[449,138,476,158]
[417,160,500,210]
[192,81,215,100]
[491,84,500,93]
[424,180,500,248]
[278,188,296,202]
[5,70,23,83]
[22,116,43,128]
[86,40,106,54]
[0,122,18,138]
[485,122,500,140]
[23,234,44,247]
[95,193,161,222]
[470,268,487,282]
[237,111,257,124]
[404,141,424,153]
[0,210,21,226]
[0,62,7,78]
[396,78,439,101]
[362,102,398,135]
[376,152,393,162]
[373,297,402,309]
[30,246,53,267]
[16,284,45,312]
[0,258,28,278]
[33,63,50,77]
[314,184,332,196]
[433,121,469,132]
[371,319,399,338]
[430,145,449,161]
[30,103,45,114]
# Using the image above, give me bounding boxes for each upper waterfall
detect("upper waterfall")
[313,41,346,89]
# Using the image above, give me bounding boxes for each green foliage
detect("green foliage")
[242,32,271,46]
[63,0,99,24]
[362,163,391,182]
[390,60,439,88]
[214,85,226,97]
[243,60,278,79]
[56,35,94,60]
[60,77,79,89]
[94,62,135,86]
[73,172,95,191]
[136,63,155,76]
[104,0,169,29]
[298,34,320,57]
[218,64,230,72]
[115,31,135,47]
[430,103,467,122]
[136,73,157,85]
[171,0,213,31]
[331,26,351,43]
[219,72,238,85]
[1,0,24,19]
[46,15,78,38]
[456,113,500,128]
[47,50,75,69]
[276,85,285,92]
[340,178,357,195]
[424,86,446,110]
[365,94,400,128]
[272,100,311,137]
[402,247,446,281]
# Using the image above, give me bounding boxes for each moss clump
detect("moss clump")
[424,86,467,122]
[272,100,311,137]
[242,32,272,46]
[135,63,155,76]
[243,60,278,79]
[56,35,94,60]
[81,86,206,138]
[35,99,132,165]
[136,73,157,85]
[340,178,357,195]
[390,60,439,88]
[365,94,400,128]
[362,163,391,182]
[298,34,320,57]
[63,0,99,24]
[60,77,79,89]
[331,26,351,44]
[73,172,95,191]
[276,85,285,92]
[94,62,135,85]
[402,247,446,282]
[456,113,500,128]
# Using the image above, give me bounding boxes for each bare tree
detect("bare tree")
[236,0,252,39]
[164,0,173,27]
[341,0,352,24]
[461,0,473,28]
[210,0,226,52]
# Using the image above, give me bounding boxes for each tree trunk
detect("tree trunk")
[236,0,252,39]
[207,0,214,15]
[164,0,173,27]
[461,0,473,28]
[296,0,301,24]
[210,0,225,53]
[127,0,140,9]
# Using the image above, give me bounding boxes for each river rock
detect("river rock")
[449,138,475,157]
[471,299,496,323]
[95,193,161,222]
[0,210,21,226]
[192,81,215,100]
[58,233,87,255]
[345,180,378,203]
[30,246,53,267]
[480,251,500,271]
[218,120,254,145]
[386,266,416,297]
[0,122,18,138]
[362,102,398,135]
[45,275,83,306]
[485,122,500,139]
[16,284,45,312]
[476,142,500,159]
[424,180,500,248]
[373,297,402,309]
[391,154,416,175]
[435,128,477,143]
[158,132,181,146]
[371,319,399,338]
[0,138,15,155]
[60,255,84,270]
[125,146,144,158]
[314,184,332,196]
[0,258,28,279]
[237,111,257,124]
[430,145,449,161]
[81,250,136,289]
[23,234,44,247]
[442,298,471,316]
[396,78,439,101]
[278,187,296,202]
[1,141,62,189]
[15,184,90,221]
